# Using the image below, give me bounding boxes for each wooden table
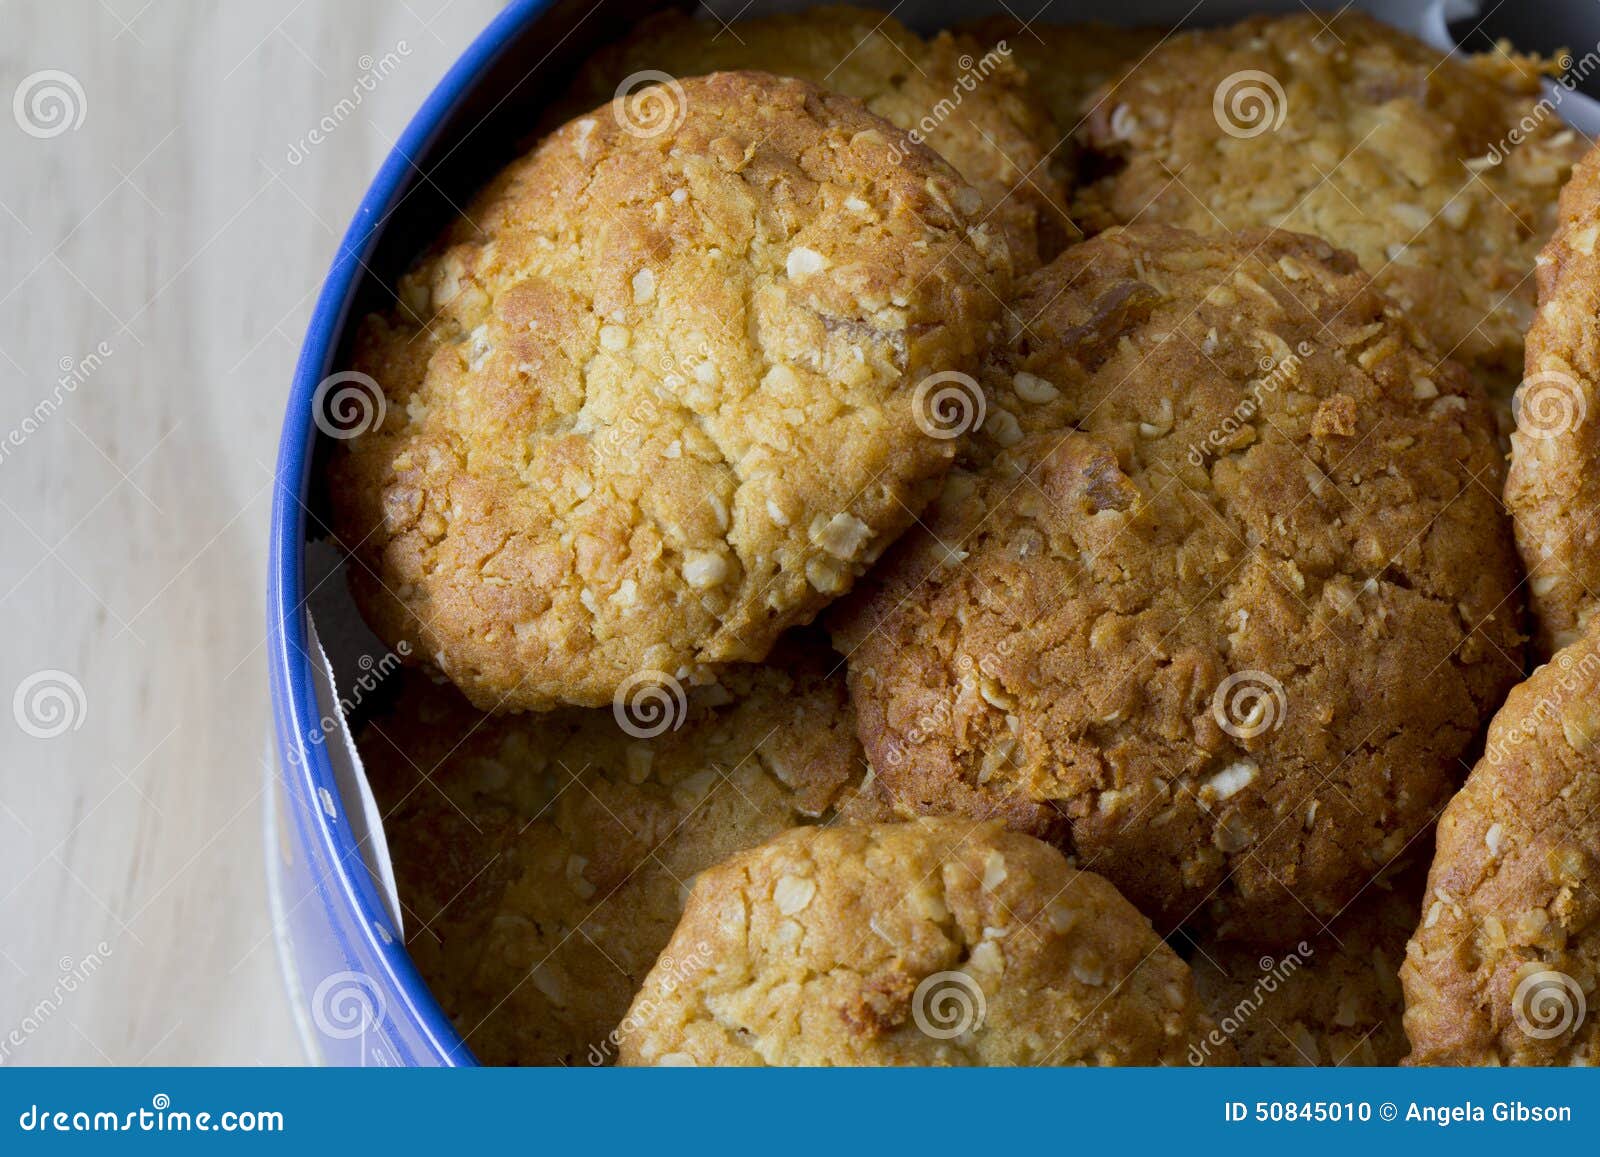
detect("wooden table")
[0,0,503,1065]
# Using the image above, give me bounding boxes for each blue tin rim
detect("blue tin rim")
[267,0,565,1068]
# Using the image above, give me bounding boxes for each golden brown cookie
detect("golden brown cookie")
[831,225,1524,943]
[1506,142,1600,657]
[1401,621,1600,1066]
[564,7,1073,267]
[1073,11,1581,390]
[1189,866,1424,1066]
[328,71,1011,713]
[958,18,1161,135]
[361,637,870,1066]
[617,818,1225,1066]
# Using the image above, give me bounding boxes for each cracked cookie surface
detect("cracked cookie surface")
[564,7,1072,268]
[1506,142,1600,657]
[1401,621,1600,1066]
[832,225,1523,944]
[618,817,1224,1066]
[329,71,1010,712]
[1072,11,1581,391]
[360,636,869,1066]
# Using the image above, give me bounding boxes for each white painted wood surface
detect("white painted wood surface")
[0,0,505,1065]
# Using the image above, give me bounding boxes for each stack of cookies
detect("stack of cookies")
[326,6,1600,1067]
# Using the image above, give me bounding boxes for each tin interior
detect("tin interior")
[273,0,1589,1066]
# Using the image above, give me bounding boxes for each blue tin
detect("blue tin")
[266,0,599,1067]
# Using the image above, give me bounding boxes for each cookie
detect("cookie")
[360,637,870,1065]
[1073,11,1581,390]
[1506,142,1600,657]
[958,18,1161,136]
[328,70,1010,712]
[565,7,1072,267]
[831,225,1524,943]
[617,817,1225,1065]
[1401,621,1600,1066]
[1189,866,1423,1066]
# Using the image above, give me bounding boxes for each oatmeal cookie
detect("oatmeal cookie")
[1401,621,1600,1066]
[1190,865,1424,1066]
[617,817,1225,1066]
[1073,11,1582,389]
[565,7,1072,267]
[832,225,1523,943]
[361,637,870,1066]
[1506,143,1600,657]
[328,71,1010,713]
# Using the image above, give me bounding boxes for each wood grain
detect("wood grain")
[0,0,504,1065]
